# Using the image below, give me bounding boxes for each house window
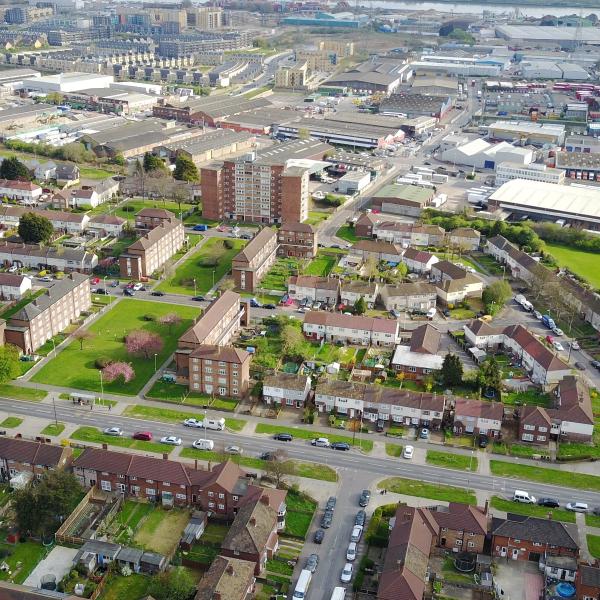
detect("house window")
[539,427,548,433]
[523,424,535,431]
[101,480,112,492]
[146,479,154,484]
[455,540,462,546]
[208,501,215,508]
[522,433,534,441]
[176,493,186,500]
[218,503,225,510]
[219,493,224,499]
[118,474,125,479]
[146,488,156,496]
[467,542,474,548]
[537,436,546,442]
[233,495,239,501]
[208,491,214,497]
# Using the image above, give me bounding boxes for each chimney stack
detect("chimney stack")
[102,443,108,450]
[260,494,270,506]
[484,499,489,514]
[249,516,257,527]
[162,453,168,460]
[226,564,234,575]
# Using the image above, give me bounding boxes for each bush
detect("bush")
[223,239,233,249]
[199,257,218,267]
[143,314,156,322]
[95,357,112,369]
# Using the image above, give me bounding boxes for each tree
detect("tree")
[113,153,125,166]
[476,357,502,400]
[365,256,379,282]
[0,156,30,180]
[482,280,512,315]
[354,296,367,315]
[148,567,196,600]
[281,324,307,359]
[0,344,21,383]
[159,312,182,334]
[125,330,164,359]
[143,152,168,174]
[173,154,199,182]
[264,450,292,488]
[18,212,53,244]
[13,470,83,537]
[102,361,135,383]
[440,353,463,388]
[171,182,191,213]
[133,159,147,199]
[74,329,95,351]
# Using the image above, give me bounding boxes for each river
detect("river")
[360,1,600,17]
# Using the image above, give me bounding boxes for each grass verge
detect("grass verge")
[0,417,22,428]
[378,476,476,504]
[490,496,575,523]
[71,426,173,454]
[0,384,46,401]
[426,450,478,471]
[123,405,245,432]
[587,535,600,559]
[41,422,65,436]
[386,443,403,457]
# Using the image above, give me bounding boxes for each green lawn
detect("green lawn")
[503,390,552,408]
[377,477,477,505]
[545,243,600,288]
[285,511,314,539]
[145,381,239,411]
[100,573,152,600]
[111,199,195,222]
[254,423,373,452]
[426,450,478,471]
[286,459,337,482]
[261,258,299,291]
[335,225,360,243]
[586,513,600,528]
[386,443,403,457]
[79,166,118,180]
[587,535,600,559]
[0,384,46,401]
[117,500,154,532]
[157,237,246,295]
[32,299,199,395]
[558,441,600,460]
[0,417,22,428]
[490,460,600,491]
[122,405,246,432]
[490,496,575,523]
[71,426,174,454]
[304,255,336,277]
[304,211,330,226]
[0,539,47,584]
[41,422,65,436]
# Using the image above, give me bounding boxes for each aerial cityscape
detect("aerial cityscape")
[0,0,600,599]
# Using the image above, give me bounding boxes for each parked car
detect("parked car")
[183,418,201,427]
[592,360,600,370]
[478,434,489,448]
[534,310,543,320]
[110,280,119,287]
[160,436,182,446]
[263,304,276,310]
[359,489,371,507]
[191,295,205,302]
[351,525,363,543]
[552,341,564,352]
[331,442,350,451]
[260,451,277,461]
[124,289,135,296]
[312,437,330,447]
[419,428,429,439]
[314,529,325,544]
[403,445,414,459]
[132,431,152,441]
[570,340,580,351]
[225,445,242,455]
[91,277,100,285]
[340,563,353,583]
[376,419,385,433]
[151,291,165,297]
[346,542,357,561]
[273,432,293,441]
[103,427,123,436]
[389,309,402,319]
[321,513,333,529]
[566,502,588,512]
[574,362,585,370]
[355,510,366,527]
[305,554,319,573]
[93,288,108,295]
[537,498,560,508]
[545,335,554,345]
[552,327,564,336]
[326,496,337,512]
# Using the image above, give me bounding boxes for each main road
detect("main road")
[7,398,599,508]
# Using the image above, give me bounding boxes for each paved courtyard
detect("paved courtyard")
[24,546,78,588]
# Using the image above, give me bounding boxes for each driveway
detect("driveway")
[24,546,79,588]
[494,560,542,600]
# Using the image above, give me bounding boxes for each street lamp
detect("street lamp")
[99,370,104,409]
[212,269,216,288]
[193,278,197,296]
[103,275,108,294]
[154,353,158,372]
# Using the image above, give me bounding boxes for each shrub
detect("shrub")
[95,357,112,369]
[223,239,233,249]
[199,257,217,267]
[143,314,156,321]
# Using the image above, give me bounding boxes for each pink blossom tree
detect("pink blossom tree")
[125,330,164,359]
[158,312,182,334]
[102,362,135,383]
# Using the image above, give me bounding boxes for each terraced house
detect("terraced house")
[0,438,72,482]
[232,227,278,292]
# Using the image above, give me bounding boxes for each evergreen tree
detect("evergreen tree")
[173,154,199,182]
[353,296,367,315]
[440,353,463,388]
[143,152,168,173]
[18,212,53,244]
[0,156,30,180]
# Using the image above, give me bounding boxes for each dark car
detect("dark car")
[478,434,489,448]
[376,419,385,433]
[321,513,333,529]
[124,288,135,296]
[355,510,366,527]
[591,360,600,370]
[263,304,276,310]
[191,295,205,302]
[314,529,325,544]
[151,291,165,297]
[359,489,371,507]
[93,288,108,295]
[306,554,319,573]
[592,507,600,517]
[574,362,585,370]
[273,432,293,442]
[331,442,350,451]
[259,451,277,461]
[537,497,560,508]
[326,496,336,512]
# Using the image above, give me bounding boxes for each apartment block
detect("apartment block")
[232,228,278,292]
[200,139,331,224]
[135,207,178,231]
[4,272,91,353]
[119,211,184,280]
[277,221,317,259]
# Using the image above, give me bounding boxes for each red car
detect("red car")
[132,431,152,441]
[545,335,554,345]
[91,277,100,285]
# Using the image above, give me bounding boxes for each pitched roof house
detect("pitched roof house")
[0,438,72,482]
[453,398,504,438]
[195,556,256,600]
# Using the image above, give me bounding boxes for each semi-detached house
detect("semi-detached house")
[452,397,504,438]
[0,437,72,482]
[262,372,311,409]
[288,275,340,304]
[340,281,378,309]
[303,311,399,347]
[380,282,437,312]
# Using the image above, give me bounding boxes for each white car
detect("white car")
[351,525,363,542]
[340,562,353,583]
[553,341,564,352]
[534,311,543,320]
[570,340,580,351]
[183,418,201,427]
[552,327,564,336]
[225,445,242,455]
[160,436,182,446]
[346,542,357,561]
[103,427,123,436]
[566,502,589,512]
[403,445,414,459]
[311,437,330,447]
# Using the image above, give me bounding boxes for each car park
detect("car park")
[305,554,319,573]
[311,437,330,447]
[403,445,414,459]
[273,432,293,441]
[340,563,353,583]
[133,431,152,441]
[346,542,357,561]
[314,529,325,544]
[359,489,371,507]
[103,427,123,436]
[537,498,560,508]
[355,510,366,527]
[331,442,350,451]
[160,436,182,446]
[566,502,588,512]
[351,525,363,542]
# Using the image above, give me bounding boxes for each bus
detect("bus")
[331,587,346,600]
[293,570,312,599]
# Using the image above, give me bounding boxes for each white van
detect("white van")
[293,569,312,599]
[330,588,346,600]
[192,439,214,450]
[426,307,437,319]
[200,418,225,431]
[513,490,536,504]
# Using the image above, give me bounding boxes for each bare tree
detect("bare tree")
[264,450,292,488]
[74,329,95,351]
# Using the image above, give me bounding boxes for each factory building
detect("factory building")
[441,137,534,169]
[495,162,566,186]
[488,121,566,146]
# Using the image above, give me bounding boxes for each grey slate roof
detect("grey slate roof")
[493,516,579,549]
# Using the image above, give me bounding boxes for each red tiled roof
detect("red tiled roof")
[454,398,504,421]
[303,310,398,334]
[0,438,65,467]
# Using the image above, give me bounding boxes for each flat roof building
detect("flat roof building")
[488,121,566,146]
[495,162,565,186]
[20,72,114,93]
